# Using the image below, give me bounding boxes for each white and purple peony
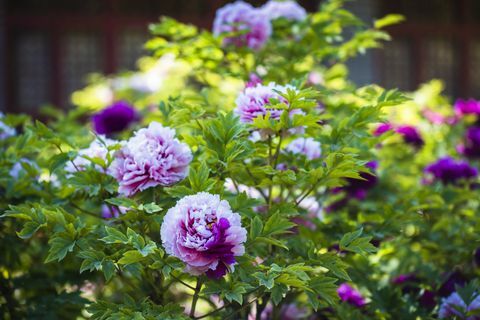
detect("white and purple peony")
[110,122,192,197]
[286,137,321,160]
[261,0,307,21]
[0,113,15,140]
[160,192,247,279]
[235,82,297,123]
[65,136,118,174]
[213,1,271,50]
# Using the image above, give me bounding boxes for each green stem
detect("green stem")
[190,278,203,318]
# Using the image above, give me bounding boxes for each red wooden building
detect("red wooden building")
[1,0,479,114]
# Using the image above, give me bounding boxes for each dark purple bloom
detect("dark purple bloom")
[92,101,137,135]
[392,274,418,285]
[425,157,478,185]
[341,161,378,200]
[454,98,480,117]
[337,283,366,307]
[373,123,393,136]
[438,271,468,297]
[396,125,424,147]
[461,127,480,158]
[419,290,436,309]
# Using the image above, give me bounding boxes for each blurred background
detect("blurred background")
[1,0,479,114]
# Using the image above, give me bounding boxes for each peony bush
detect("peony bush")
[1,0,480,319]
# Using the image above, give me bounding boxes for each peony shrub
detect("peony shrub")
[1,1,480,319]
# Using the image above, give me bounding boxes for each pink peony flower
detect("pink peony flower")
[235,82,296,123]
[285,137,321,160]
[110,122,192,197]
[65,136,118,174]
[261,0,307,21]
[213,1,271,50]
[160,192,247,278]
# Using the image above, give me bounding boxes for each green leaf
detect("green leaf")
[250,216,263,240]
[374,14,405,29]
[138,202,162,214]
[102,260,116,281]
[17,221,45,239]
[316,253,351,281]
[118,250,145,265]
[254,272,276,290]
[45,233,76,263]
[263,213,295,237]
[101,226,129,244]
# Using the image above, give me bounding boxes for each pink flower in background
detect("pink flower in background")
[65,136,117,174]
[261,0,307,21]
[454,98,480,117]
[235,82,294,123]
[373,123,393,136]
[337,283,366,307]
[395,125,424,147]
[160,192,247,278]
[246,73,262,88]
[110,122,192,197]
[101,204,127,219]
[286,137,321,160]
[213,1,271,50]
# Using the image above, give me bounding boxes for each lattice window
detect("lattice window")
[381,39,412,91]
[423,39,458,96]
[61,32,103,106]
[117,29,149,71]
[15,32,51,112]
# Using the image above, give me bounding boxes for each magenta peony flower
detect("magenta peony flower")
[0,113,15,140]
[286,137,321,160]
[261,0,307,21]
[454,99,480,117]
[235,82,296,123]
[395,125,424,147]
[373,123,393,136]
[461,127,480,158]
[160,192,247,278]
[425,157,478,185]
[439,292,480,319]
[110,122,192,197]
[337,283,366,307]
[92,101,137,135]
[246,73,262,88]
[213,1,271,50]
[101,204,127,219]
[65,136,118,174]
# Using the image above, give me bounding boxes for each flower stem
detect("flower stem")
[189,278,203,318]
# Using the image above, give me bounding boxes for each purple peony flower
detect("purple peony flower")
[454,99,480,117]
[425,157,478,185]
[286,137,321,160]
[392,274,418,285]
[0,113,15,140]
[65,136,118,174]
[461,127,480,158]
[246,73,262,88]
[337,283,366,307]
[420,290,436,309]
[213,1,271,50]
[396,125,424,147]
[160,192,247,278]
[261,0,307,21]
[101,204,127,219]
[438,271,468,297]
[439,292,480,319]
[92,101,137,135]
[110,122,192,197]
[373,123,393,136]
[235,82,296,123]
[342,161,378,200]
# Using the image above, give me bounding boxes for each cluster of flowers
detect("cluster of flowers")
[374,123,424,148]
[213,0,307,50]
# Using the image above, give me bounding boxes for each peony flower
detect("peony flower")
[373,123,393,136]
[425,157,477,185]
[461,127,480,158]
[101,204,127,219]
[160,192,247,278]
[246,73,262,88]
[65,136,117,174]
[92,101,137,135]
[439,292,480,319]
[0,113,15,140]
[454,99,480,117]
[235,82,296,123]
[337,283,366,307]
[261,0,307,21]
[285,137,321,160]
[213,1,271,50]
[110,122,192,197]
[342,161,378,200]
[395,125,424,147]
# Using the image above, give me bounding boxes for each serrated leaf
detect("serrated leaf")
[101,226,129,244]
[118,250,145,265]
